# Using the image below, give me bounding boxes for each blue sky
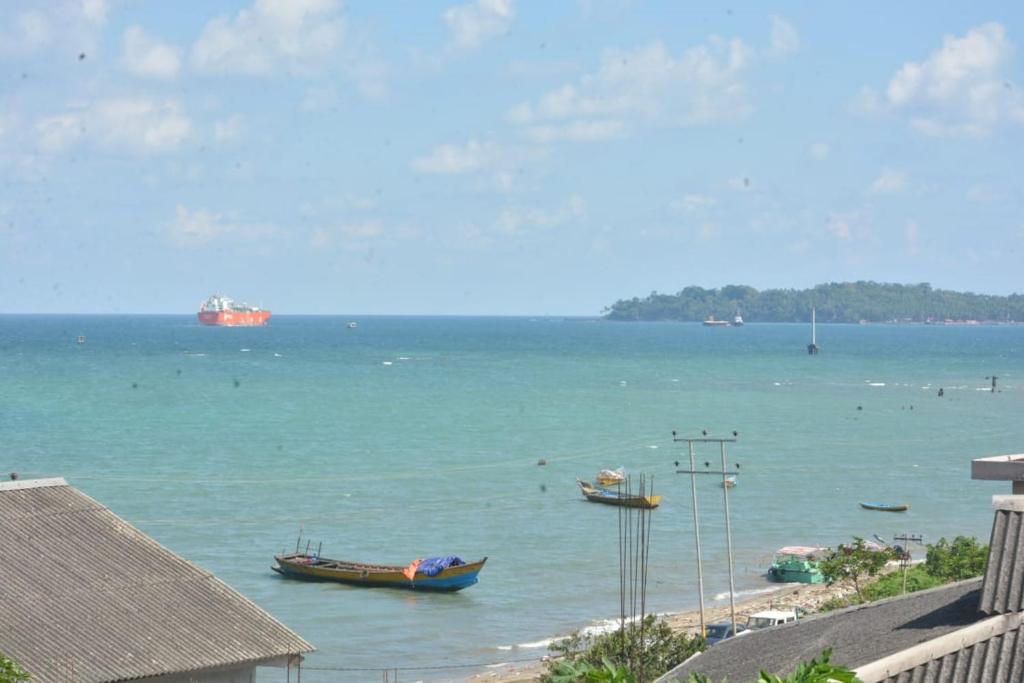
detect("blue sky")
[1,1,1022,314]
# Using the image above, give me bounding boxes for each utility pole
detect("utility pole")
[893,533,923,595]
[674,431,740,637]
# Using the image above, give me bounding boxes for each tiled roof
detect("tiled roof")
[0,478,314,683]
[979,497,1024,615]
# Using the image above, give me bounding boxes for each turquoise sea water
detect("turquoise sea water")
[2,316,1023,680]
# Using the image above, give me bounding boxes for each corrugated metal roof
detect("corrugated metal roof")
[873,622,1024,682]
[0,479,314,683]
[979,500,1024,615]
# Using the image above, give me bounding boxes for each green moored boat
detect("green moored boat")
[767,546,827,584]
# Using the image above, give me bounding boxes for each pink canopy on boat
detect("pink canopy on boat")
[775,546,828,557]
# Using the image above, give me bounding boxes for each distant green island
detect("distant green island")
[603,282,1024,324]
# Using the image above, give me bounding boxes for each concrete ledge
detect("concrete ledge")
[0,477,67,492]
[993,495,1024,512]
[971,455,1024,482]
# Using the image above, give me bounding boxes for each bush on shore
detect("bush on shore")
[542,615,703,683]
[819,535,988,611]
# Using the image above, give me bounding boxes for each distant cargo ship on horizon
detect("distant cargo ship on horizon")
[197,294,270,327]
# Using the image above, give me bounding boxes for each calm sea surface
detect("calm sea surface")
[2,316,1022,680]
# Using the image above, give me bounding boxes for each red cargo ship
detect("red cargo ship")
[197,294,271,326]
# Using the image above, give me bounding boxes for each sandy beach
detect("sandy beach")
[466,579,859,683]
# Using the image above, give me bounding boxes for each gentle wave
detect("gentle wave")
[712,585,785,601]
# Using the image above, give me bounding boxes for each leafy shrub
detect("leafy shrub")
[862,565,943,600]
[685,649,861,683]
[819,538,895,600]
[0,654,28,683]
[925,536,988,581]
[542,615,703,683]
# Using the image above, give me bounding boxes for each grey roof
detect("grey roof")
[659,579,985,683]
[0,478,314,683]
[980,497,1024,615]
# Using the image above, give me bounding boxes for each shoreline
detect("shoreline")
[465,579,858,683]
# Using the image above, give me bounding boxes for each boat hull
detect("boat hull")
[860,502,910,512]
[767,566,825,584]
[578,480,660,509]
[272,554,486,592]
[198,310,271,326]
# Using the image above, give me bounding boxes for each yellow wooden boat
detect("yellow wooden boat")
[577,479,661,509]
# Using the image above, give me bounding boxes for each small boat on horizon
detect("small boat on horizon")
[860,501,910,512]
[346,321,358,329]
[703,316,731,327]
[721,475,737,489]
[273,552,486,591]
[733,313,744,327]
[577,479,661,509]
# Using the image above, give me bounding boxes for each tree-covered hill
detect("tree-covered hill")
[603,282,1024,323]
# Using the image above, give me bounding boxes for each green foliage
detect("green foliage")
[0,654,28,683]
[603,281,1024,323]
[756,649,860,683]
[819,538,895,601]
[542,615,703,683]
[925,536,988,581]
[684,649,861,683]
[548,657,636,683]
[862,566,943,600]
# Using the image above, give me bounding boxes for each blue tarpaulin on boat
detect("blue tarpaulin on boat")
[417,556,466,576]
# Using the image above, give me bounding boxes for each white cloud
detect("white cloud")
[967,184,1003,203]
[866,22,1024,137]
[411,139,497,174]
[169,204,279,247]
[809,142,830,159]
[444,0,515,50]
[0,3,109,56]
[769,16,799,57]
[35,99,192,154]
[36,114,84,153]
[191,0,344,76]
[170,205,224,245]
[506,35,755,142]
[122,26,181,79]
[826,214,852,240]
[213,115,246,142]
[81,0,110,25]
[868,168,908,195]
[525,119,627,142]
[495,194,586,235]
[671,194,717,211]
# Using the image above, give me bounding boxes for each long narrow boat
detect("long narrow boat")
[860,502,910,512]
[577,479,661,509]
[272,553,487,591]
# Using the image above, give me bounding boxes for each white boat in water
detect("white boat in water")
[703,316,731,327]
[733,314,744,327]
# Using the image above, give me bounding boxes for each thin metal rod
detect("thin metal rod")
[673,438,738,444]
[721,441,737,635]
[688,441,706,638]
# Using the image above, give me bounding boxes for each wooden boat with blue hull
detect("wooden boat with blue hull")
[272,553,487,591]
[577,479,661,509]
[860,502,910,512]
